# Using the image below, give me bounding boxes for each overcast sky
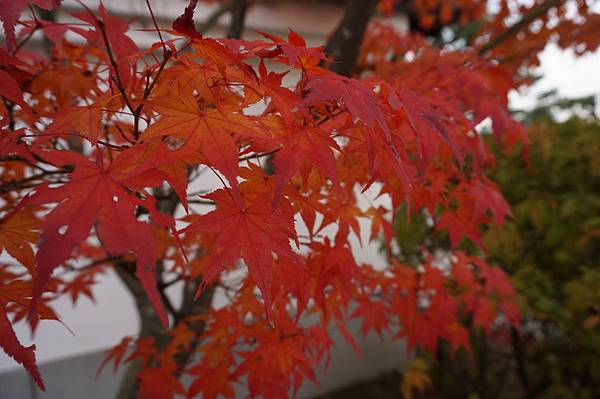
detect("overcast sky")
[510,44,600,114]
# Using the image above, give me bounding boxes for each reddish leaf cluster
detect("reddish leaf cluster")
[0,0,597,396]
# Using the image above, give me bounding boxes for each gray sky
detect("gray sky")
[510,43,600,114]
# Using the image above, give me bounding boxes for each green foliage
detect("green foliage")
[392,96,600,398]
[486,112,600,398]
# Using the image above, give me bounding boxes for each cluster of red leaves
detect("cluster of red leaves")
[477,0,600,60]
[0,0,597,396]
[378,0,600,59]
[378,0,487,30]
[99,249,519,399]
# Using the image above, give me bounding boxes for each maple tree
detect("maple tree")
[0,0,598,398]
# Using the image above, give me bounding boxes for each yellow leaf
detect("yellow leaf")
[401,357,431,399]
[583,315,599,330]
[0,208,40,272]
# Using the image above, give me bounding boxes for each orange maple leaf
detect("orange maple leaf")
[0,207,40,271]
[145,83,267,208]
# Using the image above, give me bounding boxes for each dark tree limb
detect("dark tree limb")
[479,0,564,55]
[226,0,248,39]
[511,326,531,398]
[321,0,379,77]
[114,185,203,399]
[32,6,55,56]
[114,261,170,399]
[476,329,490,399]
[113,0,252,392]
[173,278,215,379]
[198,1,233,35]
[1,96,15,131]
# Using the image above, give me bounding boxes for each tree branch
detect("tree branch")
[321,0,379,77]
[173,279,215,378]
[31,5,55,56]
[226,0,248,39]
[198,1,233,35]
[114,260,170,399]
[1,97,15,131]
[97,24,135,112]
[479,0,565,55]
[511,326,531,398]
[0,169,71,194]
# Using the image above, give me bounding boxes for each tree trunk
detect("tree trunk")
[226,0,248,39]
[113,3,249,397]
[322,0,379,77]
[114,261,170,399]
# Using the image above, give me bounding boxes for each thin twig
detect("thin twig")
[1,97,16,131]
[15,22,40,54]
[145,0,166,50]
[78,0,138,136]
[239,148,280,162]
[187,199,217,205]
[159,276,182,289]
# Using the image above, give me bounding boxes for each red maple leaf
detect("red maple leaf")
[351,296,392,337]
[44,95,115,143]
[171,0,202,40]
[70,3,138,62]
[0,69,25,107]
[138,364,186,399]
[96,336,133,377]
[392,86,464,164]
[144,82,266,208]
[181,188,298,320]
[0,279,44,390]
[253,60,303,127]
[23,150,172,326]
[256,30,328,65]
[0,0,61,52]
[300,71,389,135]
[272,124,339,210]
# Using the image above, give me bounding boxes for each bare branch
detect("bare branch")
[322,0,379,77]
[479,0,564,55]
[226,0,248,39]
[198,1,233,35]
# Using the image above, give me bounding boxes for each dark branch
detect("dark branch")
[511,326,531,398]
[172,279,215,378]
[0,169,70,194]
[321,0,379,77]
[1,97,15,131]
[198,1,233,35]
[226,0,248,39]
[479,0,564,55]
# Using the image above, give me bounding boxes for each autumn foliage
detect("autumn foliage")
[0,0,598,397]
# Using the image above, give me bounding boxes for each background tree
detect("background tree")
[0,1,598,398]
[462,96,597,399]
[390,75,600,399]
